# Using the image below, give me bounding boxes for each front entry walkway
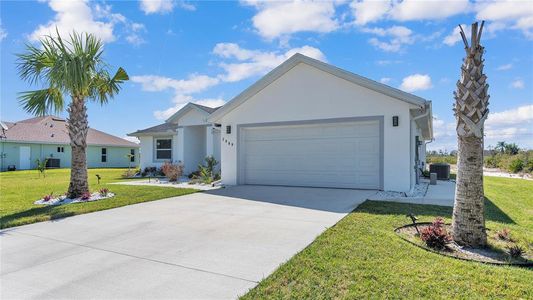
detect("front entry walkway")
[1,186,375,299]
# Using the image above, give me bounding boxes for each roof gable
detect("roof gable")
[208,53,428,122]
[165,102,214,124]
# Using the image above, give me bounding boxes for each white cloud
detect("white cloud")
[362,25,414,52]
[376,59,402,66]
[443,24,471,46]
[350,0,469,25]
[124,22,147,46]
[496,63,513,71]
[140,0,175,14]
[389,0,470,22]
[0,19,7,42]
[400,74,433,92]
[476,0,533,38]
[213,43,326,82]
[132,74,219,94]
[350,0,390,25]
[132,73,222,121]
[30,1,146,46]
[30,0,115,43]
[427,115,457,151]
[510,79,525,89]
[242,0,339,40]
[153,95,226,120]
[429,105,533,151]
[485,104,533,147]
[380,77,392,84]
[487,105,533,128]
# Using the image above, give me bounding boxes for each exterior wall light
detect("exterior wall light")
[392,116,399,127]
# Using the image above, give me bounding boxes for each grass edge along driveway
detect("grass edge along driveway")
[0,168,197,229]
[242,176,533,299]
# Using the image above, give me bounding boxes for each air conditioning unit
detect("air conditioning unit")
[429,163,450,180]
[46,158,60,168]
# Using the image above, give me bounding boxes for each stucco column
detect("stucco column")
[206,126,213,157]
[176,128,184,164]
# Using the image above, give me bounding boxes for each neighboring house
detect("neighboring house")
[133,53,433,192]
[128,103,221,175]
[0,116,139,171]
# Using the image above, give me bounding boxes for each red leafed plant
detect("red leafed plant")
[496,228,512,241]
[42,193,54,202]
[99,188,109,196]
[420,217,452,250]
[80,192,92,200]
[160,162,184,182]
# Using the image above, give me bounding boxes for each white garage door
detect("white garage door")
[240,120,381,189]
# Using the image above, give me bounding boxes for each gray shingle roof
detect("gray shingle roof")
[2,116,139,147]
[128,122,179,136]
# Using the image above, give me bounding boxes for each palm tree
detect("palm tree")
[17,31,128,198]
[495,141,506,154]
[451,21,489,247]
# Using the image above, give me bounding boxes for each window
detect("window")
[57,146,64,153]
[101,148,107,163]
[156,138,172,160]
[130,149,135,162]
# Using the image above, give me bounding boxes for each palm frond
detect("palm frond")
[18,88,64,116]
[17,29,128,115]
[89,67,129,104]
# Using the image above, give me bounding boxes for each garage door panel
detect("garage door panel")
[241,120,381,189]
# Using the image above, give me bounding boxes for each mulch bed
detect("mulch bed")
[395,223,533,267]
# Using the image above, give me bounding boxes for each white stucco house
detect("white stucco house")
[128,103,221,175]
[131,54,433,192]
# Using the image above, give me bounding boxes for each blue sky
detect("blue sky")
[1,0,532,151]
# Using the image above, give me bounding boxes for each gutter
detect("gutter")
[412,101,433,140]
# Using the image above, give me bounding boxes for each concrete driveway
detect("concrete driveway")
[1,185,375,299]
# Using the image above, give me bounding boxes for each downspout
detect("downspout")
[410,103,431,191]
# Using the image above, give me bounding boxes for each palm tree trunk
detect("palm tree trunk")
[451,22,489,247]
[67,97,89,198]
[453,136,486,246]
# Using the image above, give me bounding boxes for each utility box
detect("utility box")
[429,163,450,180]
[430,173,437,185]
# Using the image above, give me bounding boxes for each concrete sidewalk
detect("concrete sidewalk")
[1,185,375,299]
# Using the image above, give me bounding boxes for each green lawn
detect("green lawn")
[242,177,533,299]
[0,168,197,229]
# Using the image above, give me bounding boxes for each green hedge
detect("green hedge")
[427,150,533,174]
[484,151,533,174]
[427,155,457,165]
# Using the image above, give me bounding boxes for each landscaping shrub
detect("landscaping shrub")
[496,228,512,241]
[188,170,201,179]
[141,166,163,177]
[426,155,457,165]
[35,158,49,178]
[42,193,53,202]
[507,245,525,258]
[160,162,184,182]
[484,155,500,168]
[420,217,451,250]
[508,158,524,173]
[99,188,110,197]
[80,192,91,200]
[196,156,219,184]
[122,168,138,178]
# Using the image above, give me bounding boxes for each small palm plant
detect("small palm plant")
[17,30,128,198]
[35,158,48,178]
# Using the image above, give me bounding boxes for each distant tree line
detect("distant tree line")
[426,141,532,174]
